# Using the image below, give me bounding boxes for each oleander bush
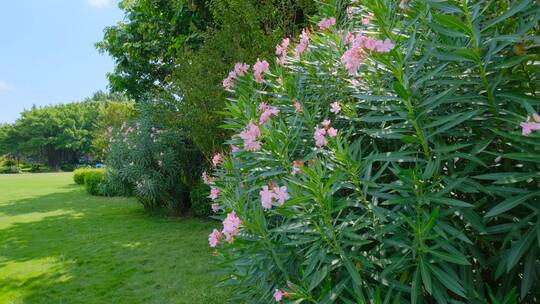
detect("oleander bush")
[205,0,540,303]
[83,169,105,196]
[104,100,205,214]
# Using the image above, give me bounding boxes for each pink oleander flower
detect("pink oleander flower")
[364,37,378,51]
[295,29,310,57]
[327,127,338,137]
[344,32,355,45]
[234,62,250,76]
[330,102,341,114]
[240,120,262,151]
[314,126,328,147]
[275,38,290,56]
[521,114,540,136]
[211,203,221,213]
[222,71,236,90]
[202,171,215,185]
[223,211,241,242]
[346,6,355,19]
[231,145,239,153]
[375,38,395,53]
[341,47,366,75]
[212,153,223,167]
[209,186,220,201]
[273,186,289,205]
[260,186,275,210]
[254,59,270,83]
[260,185,289,209]
[259,102,269,112]
[273,289,288,302]
[399,0,408,10]
[259,105,280,124]
[362,12,374,25]
[208,229,222,248]
[293,99,302,112]
[322,119,331,128]
[318,17,336,30]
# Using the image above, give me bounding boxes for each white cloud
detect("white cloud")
[0,80,14,92]
[87,0,112,8]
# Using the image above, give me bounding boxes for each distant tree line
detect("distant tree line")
[0,92,135,170]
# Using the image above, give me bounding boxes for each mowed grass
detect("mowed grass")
[0,173,227,304]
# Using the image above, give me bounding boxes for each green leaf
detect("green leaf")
[473,172,539,184]
[428,264,466,298]
[411,269,421,304]
[433,14,471,36]
[484,191,540,218]
[521,249,537,299]
[431,197,474,208]
[507,229,535,271]
[429,249,470,266]
[420,259,432,294]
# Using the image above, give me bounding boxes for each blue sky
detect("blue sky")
[0,0,123,123]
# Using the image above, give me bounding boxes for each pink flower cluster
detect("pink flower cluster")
[259,102,280,124]
[318,17,336,30]
[254,59,270,83]
[521,114,540,136]
[295,29,310,57]
[208,211,242,247]
[208,229,222,247]
[222,62,250,90]
[293,99,302,112]
[222,211,241,242]
[208,186,220,201]
[273,289,289,302]
[330,101,341,114]
[240,121,262,151]
[341,34,395,74]
[212,153,223,167]
[314,120,338,147]
[202,171,215,185]
[208,211,242,248]
[260,185,289,210]
[276,38,290,65]
[362,12,374,25]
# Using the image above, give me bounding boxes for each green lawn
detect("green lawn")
[0,173,226,304]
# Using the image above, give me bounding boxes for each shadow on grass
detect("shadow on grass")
[0,189,227,304]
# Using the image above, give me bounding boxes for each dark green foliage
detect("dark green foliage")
[98,0,316,155]
[190,183,211,218]
[96,0,212,100]
[104,100,205,214]
[84,169,105,196]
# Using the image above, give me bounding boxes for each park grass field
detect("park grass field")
[0,173,227,304]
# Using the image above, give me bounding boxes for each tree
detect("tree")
[97,0,316,155]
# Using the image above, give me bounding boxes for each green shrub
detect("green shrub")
[73,167,93,185]
[206,1,540,303]
[0,165,20,174]
[104,101,204,214]
[84,169,105,196]
[60,162,76,172]
[190,183,212,218]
